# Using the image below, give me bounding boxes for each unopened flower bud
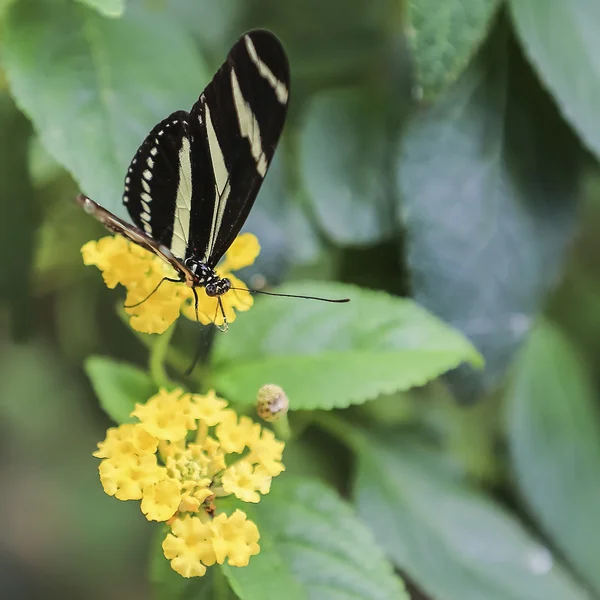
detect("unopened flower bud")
[256,384,289,422]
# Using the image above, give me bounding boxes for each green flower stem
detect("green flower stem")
[149,322,176,388]
[116,305,189,375]
[314,410,363,452]
[273,414,291,440]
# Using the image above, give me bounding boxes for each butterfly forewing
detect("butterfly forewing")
[188,29,290,268]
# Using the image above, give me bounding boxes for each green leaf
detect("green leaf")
[354,433,591,600]
[76,0,125,18]
[150,525,236,600]
[507,321,600,595]
[28,134,64,188]
[224,476,408,600]
[239,0,390,87]
[84,356,156,423]
[299,88,393,246]
[0,94,40,339]
[509,0,600,161]
[2,0,207,217]
[397,25,582,401]
[212,281,482,410]
[406,0,500,100]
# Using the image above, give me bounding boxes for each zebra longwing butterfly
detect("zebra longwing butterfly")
[77,29,348,323]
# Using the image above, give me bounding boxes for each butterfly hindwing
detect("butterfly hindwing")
[124,111,192,260]
[188,29,290,268]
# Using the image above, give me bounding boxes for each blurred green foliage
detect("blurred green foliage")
[1,0,600,599]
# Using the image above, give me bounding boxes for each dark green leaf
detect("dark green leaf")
[397,25,582,401]
[406,0,500,100]
[509,0,600,160]
[28,134,64,188]
[84,356,156,423]
[0,94,40,339]
[224,476,408,600]
[212,281,482,410]
[76,0,125,18]
[507,321,600,595]
[299,87,394,246]
[239,0,390,87]
[354,432,591,600]
[3,0,207,216]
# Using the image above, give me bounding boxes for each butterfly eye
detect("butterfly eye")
[205,283,217,297]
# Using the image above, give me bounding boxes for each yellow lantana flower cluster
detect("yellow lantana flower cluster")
[81,233,260,334]
[94,388,285,578]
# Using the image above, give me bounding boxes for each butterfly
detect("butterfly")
[77,29,348,326]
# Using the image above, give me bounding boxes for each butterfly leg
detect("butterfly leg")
[192,287,200,323]
[216,297,229,332]
[124,276,181,308]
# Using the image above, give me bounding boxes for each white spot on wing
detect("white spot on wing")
[150,147,158,156]
[141,192,152,203]
[230,68,267,177]
[142,179,150,193]
[244,35,288,104]
[170,136,193,260]
[143,169,152,181]
[146,156,154,168]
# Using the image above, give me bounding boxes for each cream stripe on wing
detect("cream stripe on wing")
[244,35,288,104]
[230,68,267,177]
[170,136,193,259]
[204,103,231,261]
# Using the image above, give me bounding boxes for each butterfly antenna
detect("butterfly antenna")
[124,276,180,308]
[229,287,350,304]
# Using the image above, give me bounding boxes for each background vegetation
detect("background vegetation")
[1,0,599,599]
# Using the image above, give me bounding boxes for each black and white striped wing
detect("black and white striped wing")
[122,29,289,269]
[188,29,290,268]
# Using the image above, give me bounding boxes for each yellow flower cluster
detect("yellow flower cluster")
[81,233,260,334]
[94,388,285,578]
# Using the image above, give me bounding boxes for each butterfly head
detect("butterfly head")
[184,258,231,296]
[205,277,231,297]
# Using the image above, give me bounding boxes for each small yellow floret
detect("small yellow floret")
[133,388,196,442]
[216,411,261,454]
[222,460,272,503]
[141,478,182,521]
[98,453,166,501]
[163,515,217,577]
[211,510,260,567]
